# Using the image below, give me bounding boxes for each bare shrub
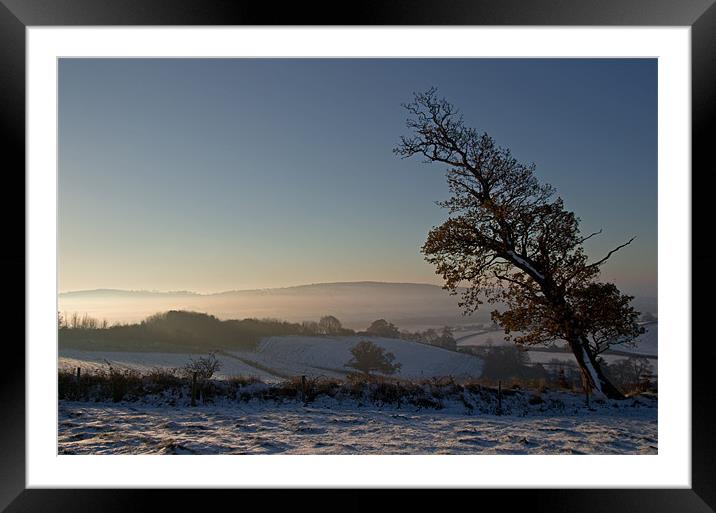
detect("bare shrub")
[103,361,142,402]
[144,367,183,395]
[181,352,222,381]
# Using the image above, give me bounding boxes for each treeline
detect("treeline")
[59,311,460,353]
[400,326,456,351]
[296,317,458,351]
[59,312,110,330]
[59,310,310,352]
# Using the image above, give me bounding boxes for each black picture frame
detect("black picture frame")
[2,1,714,511]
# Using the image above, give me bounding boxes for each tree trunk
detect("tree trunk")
[565,335,624,400]
[543,291,625,400]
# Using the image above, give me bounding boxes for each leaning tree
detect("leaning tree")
[395,88,643,399]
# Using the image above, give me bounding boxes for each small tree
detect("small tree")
[318,315,343,335]
[182,352,222,381]
[366,319,400,338]
[345,340,401,377]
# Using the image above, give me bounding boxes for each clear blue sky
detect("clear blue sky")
[59,58,657,296]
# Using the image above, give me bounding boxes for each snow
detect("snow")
[229,335,484,380]
[58,394,657,455]
[59,336,484,382]
[506,250,545,281]
[456,329,514,347]
[527,351,657,372]
[59,349,279,382]
[580,345,605,398]
[458,323,658,359]
[57,343,657,455]
[57,328,657,455]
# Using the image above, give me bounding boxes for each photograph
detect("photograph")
[56,57,658,456]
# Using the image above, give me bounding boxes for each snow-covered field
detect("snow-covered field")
[456,330,513,347]
[456,322,658,357]
[60,327,657,384]
[526,350,657,369]
[60,335,485,382]
[59,349,279,381]
[230,336,484,380]
[58,336,657,455]
[58,397,657,455]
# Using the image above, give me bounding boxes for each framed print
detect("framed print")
[2,0,714,511]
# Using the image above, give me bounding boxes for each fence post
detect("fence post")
[75,367,81,400]
[191,372,197,407]
[582,373,591,408]
[497,380,502,415]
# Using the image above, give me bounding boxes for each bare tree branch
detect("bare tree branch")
[588,236,637,268]
[578,228,603,244]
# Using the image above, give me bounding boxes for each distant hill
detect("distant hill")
[60,289,198,298]
[59,282,483,330]
[59,281,657,332]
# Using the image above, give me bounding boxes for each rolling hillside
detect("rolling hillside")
[230,335,484,380]
[59,335,485,382]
